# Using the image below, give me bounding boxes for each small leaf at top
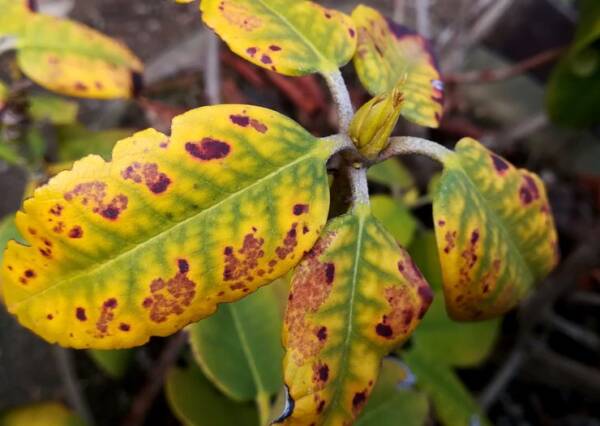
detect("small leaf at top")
[352,5,443,128]
[188,285,284,401]
[433,138,559,320]
[277,205,433,425]
[201,0,357,76]
[15,13,143,99]
[1,105,333,349]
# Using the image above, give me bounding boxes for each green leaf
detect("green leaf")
[351,5,443,128]
[0,402,84,426]
[279,205,433,425]
[87,348,134,379]
[546,0,600,127]
[367,158,415,191]
[29,95,78,125]
[56,125,133,162]
[370,195,417,247]
[165,362,258,426]
[355,358,428,426]
[188,285,284,401]
[433,138,559,320]
[403,347,491,426]
[1,105,333,349]
[0,141,24,167]
[200,0,357,76]
[409,230,500,367]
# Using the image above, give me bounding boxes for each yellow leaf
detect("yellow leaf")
[1,105,333,349]
[277,205,433,425]
[16,13,142,99]
[201,0,357,76]
[352,5,443,128]
[0,402,84,426]
[433,138,559,320]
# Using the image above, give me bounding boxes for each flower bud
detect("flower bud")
[349,87,403,159]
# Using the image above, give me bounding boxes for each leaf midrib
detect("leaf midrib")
[324,213,365,423]
[11,148,325,309]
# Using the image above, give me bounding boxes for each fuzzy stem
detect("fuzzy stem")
[205,32,221,105]
[348,165,370,208]
[323,70,354,133]
[377,136,453,164]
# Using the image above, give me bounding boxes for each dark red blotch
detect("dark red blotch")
[186,138,231,161]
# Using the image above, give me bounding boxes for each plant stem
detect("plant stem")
[348,165,370,208]
[323,70,354,133]
[205,31,221,105]
[256,392,271,426]
[377,136,453,164]
[323,133,354,155]
[52,346,94,426]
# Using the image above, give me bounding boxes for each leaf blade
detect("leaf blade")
[201,0,357,76]
[1,105,332,349]
[433,138,559,320]
[278,206,432,425]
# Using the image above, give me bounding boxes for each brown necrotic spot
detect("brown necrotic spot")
[185,138,231,160]
[122,162,171,194]
[49,204,63,216]
[68,226,83,239]
[24,269,35,278]
[325,263,335,284]
[375,322,393,337]
[293,204,309,215]
[230,114,250,127]
[76,307,87,321]
[223,229,265,288]
[260,54,272,64]
[349,28,356,38]
[316,326,327,341]
[74,82,88,91]
[313,362,329,384]
[65,181,128,220]
[284,233,336,362]
[178,259,189,274]
[144,261,196,323]
[443,230,457,254]
[352,391,367,412]
[47,314,53,320]
[491,154,510,174]
[269,45,282,51]
[275,223,298,260]
[119,323,130,332]
[246,47,257,57]
[519,174,540,205]
[96,298,118,335]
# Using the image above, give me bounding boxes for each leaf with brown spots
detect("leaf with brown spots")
[3,5,142,99]
[1,104,334,349]
[351,5,444,128]
[201,0,357,76]
[433,138,559,320]
[278,204,432,425]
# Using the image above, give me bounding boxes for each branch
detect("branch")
[444,47,564,84]
[347,165,370,207]
[205,31,222,105]
[415,0,431,39]
[376,137,453,164]
[322,70,354,133]
[52,347,94,426]
[122,332,188,426]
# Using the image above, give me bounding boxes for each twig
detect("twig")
[322,70,354,133]
[393,0,405,24]
[479,348,526,411]
[568,291,600,307]
[347,165,370,207]
[415,0,431,39]
[444,47,564,84]
[52,346,94,426]
[546,312,600,351]
[466,0,515,46]
[376,136,453,164]
[122,332,188,426]
[205,31,221,105]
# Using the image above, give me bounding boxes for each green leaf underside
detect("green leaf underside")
[403,347,491,426]
[165,362,258,426]
[189,285,284,401]
[201,0,357,76]
[87,348,134,379]
[370,195,417,247]
[279,205,432,425]
[2,105,333,349]
[355,358,428,426]
[434,138,558,320]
